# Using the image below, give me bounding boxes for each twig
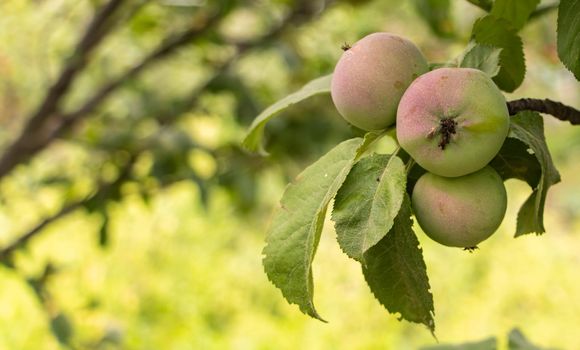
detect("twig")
[0,154,137,264]
[32,0,125,123]
[0,202,84,264]
[507,98,580,125]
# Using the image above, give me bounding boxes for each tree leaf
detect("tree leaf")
[557,0,580,80]
[413,0,455,38]
[491,0,540,30]
[263,135,379,321]
[507,111,561,236]
[242,74,332,155]
[421,337,497,350]
[465,0,493,12]
[508,328,552,350]
[429,62,459,70]
[98,210,110,248]
[472,15,525,92]
[459,42,503,77]
[332,153,406,262]
[362,196,435,332]
[50,313,74,345]
[490,137,541,187]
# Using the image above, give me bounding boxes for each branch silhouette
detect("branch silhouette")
[507,98,580,125]
[0,0,127,178]
[0,0,332,264]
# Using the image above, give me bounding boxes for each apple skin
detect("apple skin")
[412,166,507,248]
[331,32,428,131]
[396,67,509,177]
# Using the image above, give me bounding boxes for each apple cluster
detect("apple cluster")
[331,33,510,249]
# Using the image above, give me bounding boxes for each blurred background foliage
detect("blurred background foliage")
[0,0,578,349]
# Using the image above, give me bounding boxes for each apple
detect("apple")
[412,166,507,248]
[331,32,428,131]
[396,68,509,177]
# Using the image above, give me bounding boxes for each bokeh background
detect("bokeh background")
[0,0,579,349]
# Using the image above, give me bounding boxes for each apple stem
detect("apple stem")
[405,158,416,174]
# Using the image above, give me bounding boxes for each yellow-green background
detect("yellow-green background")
[0,0,579,349]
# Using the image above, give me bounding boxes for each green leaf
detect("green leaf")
[332,153,406,262]
[263,135,380,321]
[50,313,73,345]
[507,112,561,236]
[466,0,493,12]
[508,328,552,350]
[490,138,541,187]
[459,42,503,77]
[472,15,525,92]
[491,0,540,30]
[429,62,458,70]
[421,337,497,350]
[362,196,435,332]
[557,0,580,80]
[242,74,332,155]
[98,211,110,247]
[413,0,455,38]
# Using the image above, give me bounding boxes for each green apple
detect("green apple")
[397,68,509,177]
[331,32,428,131]
[412,166,507,248]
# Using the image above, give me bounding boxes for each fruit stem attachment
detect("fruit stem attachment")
[341,43,351,51]
[356,130,392,161]
[405,158,415,175]
[426,117,458,150]
[391,145,401,159]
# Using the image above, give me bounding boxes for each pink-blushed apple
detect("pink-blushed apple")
[412,166,507,248]
[397,68,509,177]
[331,33,428,131]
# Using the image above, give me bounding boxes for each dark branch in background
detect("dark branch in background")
[0,203,83,266]
[170,0,335,110]
[0,0,332,264]
[0,5,225,181]
[0,0,329,182]
[0,154,137,265]
[57,0,328,125]
[54,1,318,138]
[0,0,126,179]
[32,0,125,120]
[59,10,223,123]
[507,98,580,125]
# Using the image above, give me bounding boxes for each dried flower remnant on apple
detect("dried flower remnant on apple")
[397,68,510,178]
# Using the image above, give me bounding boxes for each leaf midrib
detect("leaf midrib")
[360,153,401,257]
